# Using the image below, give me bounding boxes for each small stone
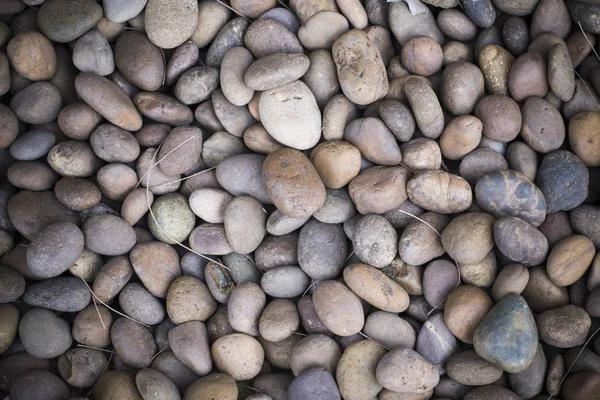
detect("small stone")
[473,294,538,373]
[462,0,495,28]
[508,344,547,399]
[567,1,600,34]
[75,73,143,131]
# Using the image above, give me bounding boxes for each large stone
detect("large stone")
[475,170,546,227]
[473,294,538,373]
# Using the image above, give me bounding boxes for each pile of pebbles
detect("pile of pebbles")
[0,0,600,399]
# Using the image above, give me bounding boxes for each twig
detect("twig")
[394,210,441,236]
[87,349,114,398]
[548,324,600,399]
[577,22,600,63]
[215,0,251,21]
[359,331,390,351]
[135,136,195,189]
[159,47,166,86]
[302,279,320,297]
[144,144,231,271]
[146,345,170,367]
[77,344,114,354]
[79,277,151,328]
[148,166,216,190]
[391,209,461,314]
[245,386,266,394]
[573,70,600,112]
[345,250,355,262]
[90,292,106,330]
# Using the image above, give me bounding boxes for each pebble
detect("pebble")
[75,73,142,131]
[259,81,321,150]
[536,150,589,214]
[416,313,459,367]
[145,0,199,49]
[536,304,591,348]
[23,277,90,312]
[446,349,503,386]
[83,214,136,256]
[375,347,439,395]
[298,219,347,280]
[508,344,547,399]
[73,29,114,76]
[244,19,303,58]
[9,130,55,161]
[103,0,148,23]
[10,82,63,124]
[475,170,546,227]
[19,308,73,359]
[263,148,326,218]
[26,222,84,278]
[289,367,341,400]
[37,0,103,43]
[493,217,549,266]
[148,193,196,244]
[131,241,182,298]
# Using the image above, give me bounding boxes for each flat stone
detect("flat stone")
[473,294,538,373]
